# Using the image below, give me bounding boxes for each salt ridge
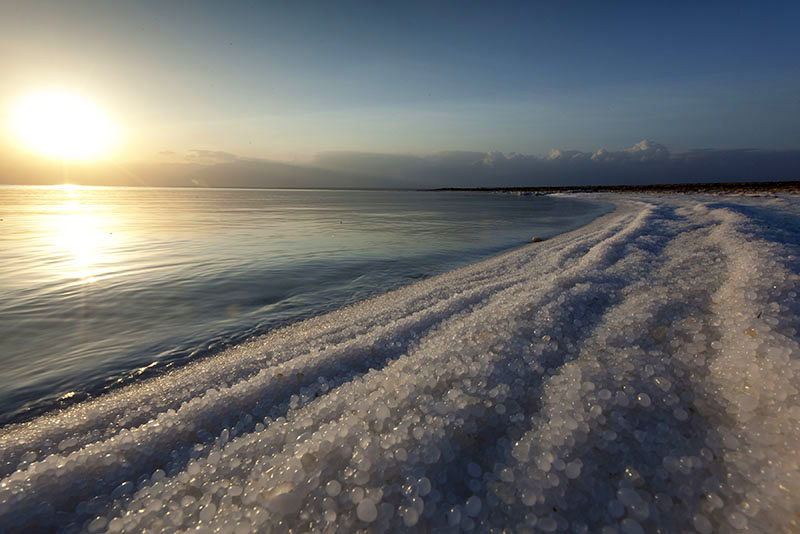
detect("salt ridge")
[1,194,798,533]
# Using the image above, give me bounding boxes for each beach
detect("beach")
[1,192,799,533]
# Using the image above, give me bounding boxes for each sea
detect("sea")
[0,185,610,424]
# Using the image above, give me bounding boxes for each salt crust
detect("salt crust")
[1,194,799,533]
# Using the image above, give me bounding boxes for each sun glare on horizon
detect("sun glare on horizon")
[9,90,116,161]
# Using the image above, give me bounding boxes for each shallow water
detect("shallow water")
[0,186,608,424]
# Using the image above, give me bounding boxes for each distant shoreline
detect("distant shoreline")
[2,180,798,194]
[426,180,800,194]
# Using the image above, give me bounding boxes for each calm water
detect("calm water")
[0,186,610,424]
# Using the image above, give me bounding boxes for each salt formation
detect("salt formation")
[1,194,799,533]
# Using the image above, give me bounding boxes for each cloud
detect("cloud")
[183,158,408,190]
[626,139,670,162]
[4,141,796,189]
[312,140,800,188]
[185,149,241,164]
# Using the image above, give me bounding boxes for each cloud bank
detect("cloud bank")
[312,140,800,188]
[2,141,798,188]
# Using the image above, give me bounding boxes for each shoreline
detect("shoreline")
[1,193,799,532]
[0,192,610,428]
[427,179,800,195]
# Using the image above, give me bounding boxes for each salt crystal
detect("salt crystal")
[357,498,378,522]
[464,496,481,517]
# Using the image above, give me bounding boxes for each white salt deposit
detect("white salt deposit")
[1,193,799,533]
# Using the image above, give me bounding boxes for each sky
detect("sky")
[1,0,799,186]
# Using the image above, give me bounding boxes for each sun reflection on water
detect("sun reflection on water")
[46,187,117,284]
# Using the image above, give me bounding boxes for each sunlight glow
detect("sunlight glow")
[10,90,116,160]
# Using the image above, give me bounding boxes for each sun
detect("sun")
[10,90,116,160]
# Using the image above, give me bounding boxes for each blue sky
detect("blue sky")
[2,0,799,166]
